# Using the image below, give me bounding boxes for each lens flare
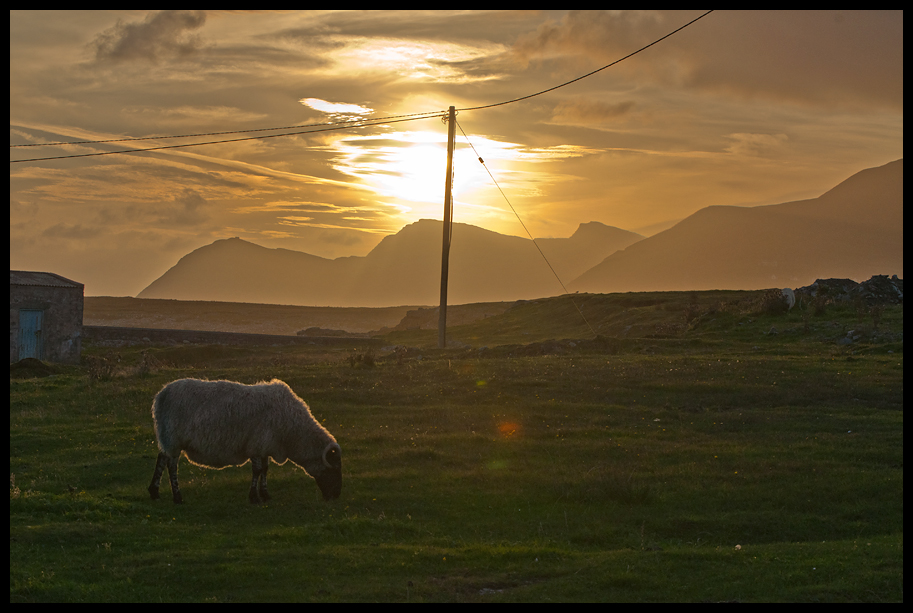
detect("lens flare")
[497,421,521,438]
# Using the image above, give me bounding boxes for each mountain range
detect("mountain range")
[570,158,903,293]
[138,221,643,307]
[138,159,902,306]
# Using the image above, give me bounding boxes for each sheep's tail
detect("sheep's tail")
[151,384,172,454]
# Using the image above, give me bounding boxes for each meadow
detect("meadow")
[10,291,903,602]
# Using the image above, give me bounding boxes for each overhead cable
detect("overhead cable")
[9,109,447,148]
[458,10,713,112]
[455,118,598,338]
[9,113,444,163]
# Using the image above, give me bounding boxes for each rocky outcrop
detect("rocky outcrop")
[795,275,903,305]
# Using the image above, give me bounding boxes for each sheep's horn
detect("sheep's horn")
[323,443,341,468]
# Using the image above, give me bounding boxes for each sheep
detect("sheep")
[147,378,341,504]
[781,288,796,310]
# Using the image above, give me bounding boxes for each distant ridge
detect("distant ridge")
[570,159,903,293]
[139,159,901,306]
[138,221,642,307]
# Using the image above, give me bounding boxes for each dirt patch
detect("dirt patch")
[9,358,58,379]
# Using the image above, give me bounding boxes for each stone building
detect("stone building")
[10,271,84,363]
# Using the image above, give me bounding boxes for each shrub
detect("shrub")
[85,353,121,381]
[348,349,376,368]
[753,288,790,316]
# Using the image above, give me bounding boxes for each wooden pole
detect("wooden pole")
[438,106,456,349]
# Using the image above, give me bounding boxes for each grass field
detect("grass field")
[10,291,903,601]
[83,296,416,335]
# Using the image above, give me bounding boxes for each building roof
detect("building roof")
[10,270,83,289]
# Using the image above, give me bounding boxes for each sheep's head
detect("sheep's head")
[314,442,342,501]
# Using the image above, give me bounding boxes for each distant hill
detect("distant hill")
[138,221,643,307]
[83,296,415,335]
[138,237,351,306]
[570,159,903,293]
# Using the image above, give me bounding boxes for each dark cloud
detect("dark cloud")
[89,188,212,227]
[161,188,210,225]
[510,10,662,67]
[551,98,636,124]
[272,10,541,44]
[41,222,101,240]
[92,10,207,63]
[723,133,789,157]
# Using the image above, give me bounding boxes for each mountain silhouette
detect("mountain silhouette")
[570,159,903,293]
[138,221,643,307]
[138,238,355,306]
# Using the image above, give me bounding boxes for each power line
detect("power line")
[458,10,713,112]
[454,117,598,338]
[9,113,445,163]
[10,121,342,148]
[9,109,446,148]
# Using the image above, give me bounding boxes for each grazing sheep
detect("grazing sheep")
[147,378,341,504]
[781,288,796,310]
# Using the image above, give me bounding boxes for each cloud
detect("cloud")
[157,188,211,225]
[277,218,391,234]
[510,10,663,67]
[233,198,403,238]
[330,38,506,83]
[121,105,269,126]
[92,10,207,63]
[299,98,374,122]
[551,98,636,125]
[724,133,789,157]
[509,10,903,111]
[41,222,101,240]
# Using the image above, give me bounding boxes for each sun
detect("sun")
[384,141,508,224]
[331,128,521,227]
[332,131,447,207]
[388,142,449,204]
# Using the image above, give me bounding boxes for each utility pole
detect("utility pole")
[438,106,456,349]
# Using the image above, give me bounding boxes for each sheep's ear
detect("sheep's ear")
[323,444,341,468]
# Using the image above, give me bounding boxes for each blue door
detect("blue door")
[19,310,43,360]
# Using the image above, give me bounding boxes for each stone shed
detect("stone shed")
[10,271,84,363]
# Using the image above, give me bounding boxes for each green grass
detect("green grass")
[10,292,903,601]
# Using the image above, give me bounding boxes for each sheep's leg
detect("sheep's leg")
[258,457,271,502]
[166,455,183,504]
[148,452,168,500]
[249,457,264,504]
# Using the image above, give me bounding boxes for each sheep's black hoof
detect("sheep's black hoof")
[148,485,160,500]
[172,492,183,504]
[259,488,271,502]
[249,490,260,504]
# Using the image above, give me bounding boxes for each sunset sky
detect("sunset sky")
[10,10,903,296]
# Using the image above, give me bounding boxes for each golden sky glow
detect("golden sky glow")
[10,10,903,296]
